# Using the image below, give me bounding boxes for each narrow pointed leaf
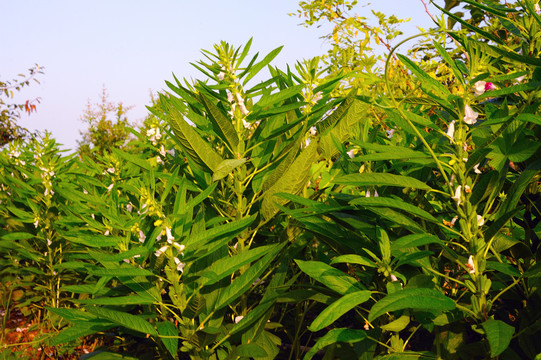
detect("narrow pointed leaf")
[316,92,356,136]
[199,92,239,150]
[214,243,285,311]
[295,260,365,295]
[167,105,223,172]
[262,140,318,219]
[334,173,431,190]
[309,291,371,331]
[368,288,455,322]
[243,46,283,85]
[86,307,158,337]
[303,329,367,360]
[350,197,438,223]
[212,158,247,181]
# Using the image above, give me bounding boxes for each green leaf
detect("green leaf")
[517,113,541,125]
[484,208,522,244]
[156,321,179,358]
[500,159,541,215]
[381,315,411,332]
[86,307,158,337]
[112,148,151,171]
[201,244,280,285]
[309,290,371,331]
[434,4,504,44]
[303,329,367,360]
[397,54,451,100]
[243,46,283,85]
[262,140,318,220]
[198,92,239,150]
[167,104,223,172]
[433,41,464,85]
[350,197,438,223]
[77,295,156,305]
[252,84,304,113]
[214,243,285,311]
[330,254,376,268]
[1,232,34,240]
[50,324,114,346]
[368,288,455,322]
[235,344,268,357]
[229,295,279,336]
[84,352,139,360]
[316,91,356,136]
[333,173,432,190]
[295,260,365,295]
[88,268,156,277]
[212,158,247,181]
[482,319,515,357]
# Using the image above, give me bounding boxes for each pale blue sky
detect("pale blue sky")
[1,1,437,150]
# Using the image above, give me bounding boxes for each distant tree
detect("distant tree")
[0,65,43,146]
[77,87,134,157]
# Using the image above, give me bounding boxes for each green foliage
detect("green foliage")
[2,1,541,359]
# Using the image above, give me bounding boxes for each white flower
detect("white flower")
[312,91,323,103]
[159,145,166,157]
[310,126,317,136]
[174,257,185,272]
[83,188,89,194]
[452,185,462,206]
[242,119,251,129]
[304,138,311,148]
[239,103,249,116]
[166,227,175,242]
[386,128,395,139]
[107,183,114,192]
[515,75,525,84]
[154,245,169,257]
[126,202,133,212]
[47,238,52,246]
[467,255,475,274]
[104,230,110,236]
[535,3,541,13]
[347,149,355,158]
[138,230,146,243]
[390,274,398,282]
[34,219,39,228]
[217,71,225,81]
[106,167,115,174]
[463,104,479,125]
[172,242,185,252]
[234,315,244,324]
[451,216,458,226]
[446,120,455,143]
[227,92,234,103]
[477,215,485,227]
[474,81,487,96]
[235,93,244,104]
[156,156,164,165]
[166,148,175,156]
[473,163,482,174]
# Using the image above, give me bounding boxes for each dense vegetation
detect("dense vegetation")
[1,1,540,359]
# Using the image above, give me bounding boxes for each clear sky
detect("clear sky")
[1,1,437,151]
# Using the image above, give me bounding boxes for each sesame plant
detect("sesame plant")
[0,41,351,359]
[282,1,541,359]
